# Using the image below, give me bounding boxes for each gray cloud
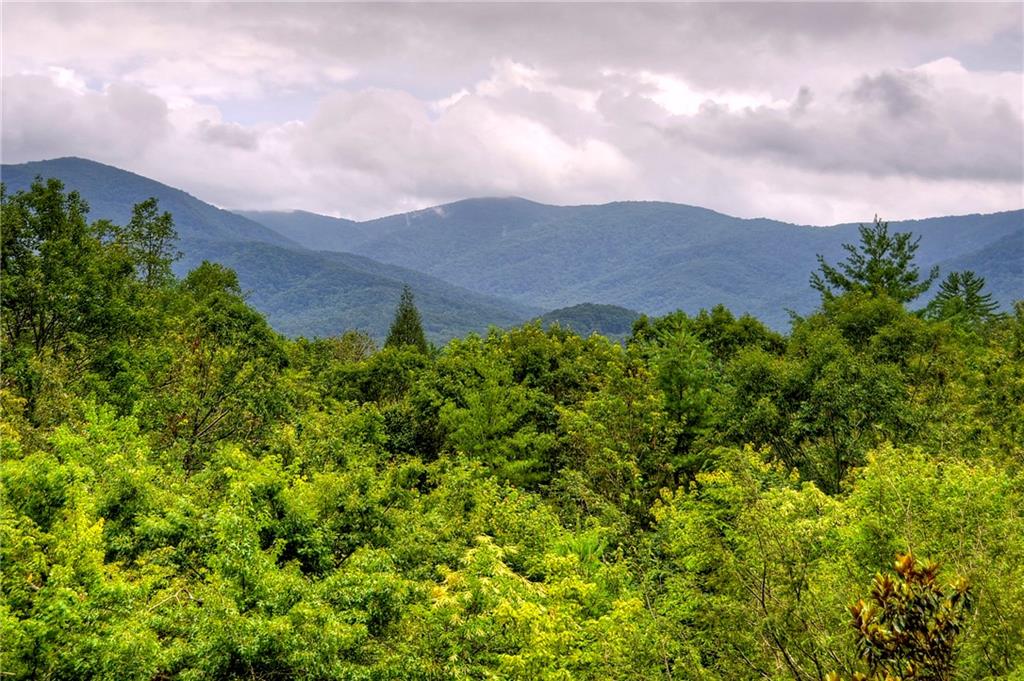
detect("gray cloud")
[196,121,260,150]
[1,74,170,162]
[665,66,1023,182]
[851,71,928,118]
[1,3,1021,224]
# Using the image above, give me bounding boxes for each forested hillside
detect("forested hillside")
[245,199,1024,329]
[0,159,538,341]
[3,177,1022,679]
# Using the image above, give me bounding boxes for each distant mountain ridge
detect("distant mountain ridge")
[244,199,1023,328]
[937,229,1023,310]
[536,303,641,340]
[5,157,1020,337]
[1,158,539,340]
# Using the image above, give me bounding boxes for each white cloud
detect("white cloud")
[1,73,171,163]
[632,71,788,116]
[1,3,1021,224]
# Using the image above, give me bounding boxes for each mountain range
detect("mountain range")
[3,157,1021,339]
[243,200,1023,329]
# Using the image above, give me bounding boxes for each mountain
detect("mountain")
[244,199,1024,328]
[1,158,539,340]
[200,241,539,339]
[2,157,297,249]
[238,210,370,253]
[7,158,1019,337]
[536,303,640,340]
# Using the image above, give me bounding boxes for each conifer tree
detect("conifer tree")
[812,216,938,304]
[385,284,428,353]
[925,270,1001,327]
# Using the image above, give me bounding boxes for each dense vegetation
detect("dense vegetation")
[2,178,1023,680]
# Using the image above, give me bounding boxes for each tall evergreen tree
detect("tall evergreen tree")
[811,216,938,304]
[925,270,1001,327]
[385,284,428,353]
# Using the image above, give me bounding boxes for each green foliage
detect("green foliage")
[631,304,785,365]
[138,262,288,463]
[652,328,715,482]
[0,178,170,423]
[2,178,1022,679]
[122,197,181,286]
[812,216,939,303]
[438,355,556,488]
[384,285,429,354]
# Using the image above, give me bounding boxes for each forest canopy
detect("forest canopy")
[2,178,1022,680]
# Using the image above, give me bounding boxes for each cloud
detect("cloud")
[195,121,260,151]
[660,60,1023,183]
[1,3,1021,224]
[1,73,171,163]
[287,85,634,212]
[851,71,928,118]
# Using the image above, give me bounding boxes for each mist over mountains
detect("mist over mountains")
[4,157,1022,339]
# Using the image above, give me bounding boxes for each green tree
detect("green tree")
[0,179,161,421]
[1,178,109,355]
[139,262,288,464]
[925,270,1001,327]
[811,216,938,304]
[724,302,912,494]
[123,197,181,287]
[438,354,556,488]
[384,285,428,354]
[653,328,715,483]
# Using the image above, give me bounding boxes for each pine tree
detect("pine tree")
[811,216,938,304]
[925,270,1001,327]
[385,284,428,353]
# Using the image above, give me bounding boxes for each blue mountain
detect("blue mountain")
[244,200,1023,328]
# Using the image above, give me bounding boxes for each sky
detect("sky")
[2,2,1023,224]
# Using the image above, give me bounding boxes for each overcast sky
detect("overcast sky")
[2,2,1022,223]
